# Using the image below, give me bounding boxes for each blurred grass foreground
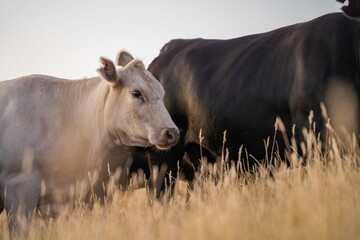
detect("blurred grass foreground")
[1,117,360,240]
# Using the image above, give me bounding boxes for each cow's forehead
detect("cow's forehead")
[118,60,165,97]
[140,70,165,98]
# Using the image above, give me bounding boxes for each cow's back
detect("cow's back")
[0,77,55,175]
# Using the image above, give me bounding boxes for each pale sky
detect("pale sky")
[0,0,341,81]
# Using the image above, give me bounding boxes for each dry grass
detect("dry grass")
[1,125,360,240]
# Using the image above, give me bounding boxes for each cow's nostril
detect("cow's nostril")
[164,128,179,145]
[167,130,174,141]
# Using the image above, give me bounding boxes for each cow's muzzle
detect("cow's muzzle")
[155,127,180,150]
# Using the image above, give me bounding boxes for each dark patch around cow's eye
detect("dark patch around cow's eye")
[132,90,143,100]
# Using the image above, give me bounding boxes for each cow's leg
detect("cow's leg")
[148,144,186,200]
[292,100,325,165]
[0,194,4,214]
[183,143,217,189]
[3,172,41,236]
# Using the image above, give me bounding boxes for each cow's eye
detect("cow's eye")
[132,90,143,99]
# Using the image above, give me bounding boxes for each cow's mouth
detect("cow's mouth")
[155,145,171,150]
[155,144,173,151]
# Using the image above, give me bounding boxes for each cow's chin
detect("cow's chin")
[155,144,172,151]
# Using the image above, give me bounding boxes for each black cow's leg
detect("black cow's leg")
[180,143,217,199]
[158,153,184,200]
[293,111,310,162]
[149,143,186,200]
[0,194,4,215]
[184,143,217,175]
[292,102,326,165]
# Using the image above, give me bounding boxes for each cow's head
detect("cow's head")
[97,51,179,150]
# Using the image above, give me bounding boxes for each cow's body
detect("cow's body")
[0,51,179,234]
[140,12,360,193]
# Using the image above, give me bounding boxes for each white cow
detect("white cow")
[0,51,179,234]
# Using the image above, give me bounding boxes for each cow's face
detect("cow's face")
[97,51,179,150]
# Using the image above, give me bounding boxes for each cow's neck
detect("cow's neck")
[65,77,113,165]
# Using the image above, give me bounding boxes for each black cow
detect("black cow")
[146,11,360,194]
[92,7,360,200]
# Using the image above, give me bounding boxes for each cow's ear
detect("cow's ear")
[97,57,118,85]
[116,51,134,67]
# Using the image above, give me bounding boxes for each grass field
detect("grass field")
[1,124,360,240]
